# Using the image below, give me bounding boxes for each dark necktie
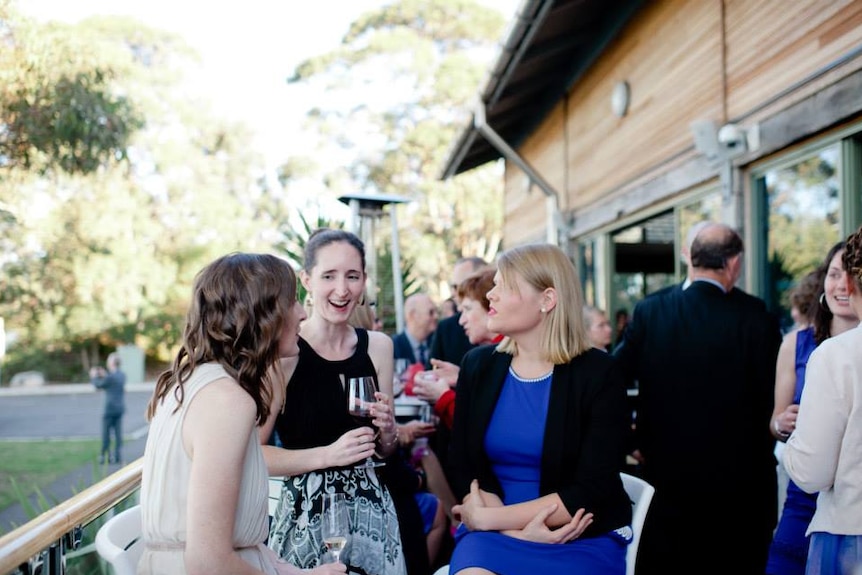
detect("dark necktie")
[417,342,428,366]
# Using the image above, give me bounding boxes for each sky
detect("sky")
[21,0,522,168]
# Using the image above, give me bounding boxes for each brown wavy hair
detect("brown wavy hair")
[147,253,298,424]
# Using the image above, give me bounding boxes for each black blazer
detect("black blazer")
[450,345,632,538]
[392,331,432,369]
[428,313,475,366]
[392,331,417,364]
[613,280,781,513]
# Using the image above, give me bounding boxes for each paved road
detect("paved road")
[0,384,154,535]
[0,385,152,439]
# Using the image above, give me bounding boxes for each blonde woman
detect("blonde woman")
[448,243,632,575]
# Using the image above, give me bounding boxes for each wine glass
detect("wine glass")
[347,376,385,468]
[393,358,410,397]
[320,493,349,565]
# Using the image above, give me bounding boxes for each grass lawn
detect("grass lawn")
[0,438,102,512]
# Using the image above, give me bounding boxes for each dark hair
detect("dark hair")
[789,269,821,321]
[147,253,298,424]
[304,228,365,272]
[812,241,846,344]
[844,226,862,289]
[456,268,496,312]
[690,225,743,270]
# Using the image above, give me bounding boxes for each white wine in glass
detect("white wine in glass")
[347,376,385,468]
[321,493,349,565]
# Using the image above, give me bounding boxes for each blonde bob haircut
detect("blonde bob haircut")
[495,243,591,363]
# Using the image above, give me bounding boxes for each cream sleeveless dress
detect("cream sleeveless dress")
[137,363,276,574]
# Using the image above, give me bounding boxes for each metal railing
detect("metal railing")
[0,458,142,575]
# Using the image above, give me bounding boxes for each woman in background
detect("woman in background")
[582,305,612,351]
[783,227,862,575]
[138,253,344,575]
[413,268,500,430]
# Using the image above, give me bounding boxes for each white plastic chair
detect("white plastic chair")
[620,472,655,575]
[429,473,654,575]
[95,504,143,575]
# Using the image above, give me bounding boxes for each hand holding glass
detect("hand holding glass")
[321,493,349,564]
[347,376,385,468]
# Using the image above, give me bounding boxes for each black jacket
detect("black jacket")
[450,345,632,539]
[428,313,474,366]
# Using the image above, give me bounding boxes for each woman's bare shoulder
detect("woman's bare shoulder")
[367,330,394,354]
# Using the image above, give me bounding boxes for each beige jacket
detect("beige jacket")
[784,325,862,535]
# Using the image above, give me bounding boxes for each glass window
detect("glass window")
[578,238,597,305]
[610,210,676,341]
[759,145,841,329]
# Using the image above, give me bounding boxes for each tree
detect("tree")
[276,0,507,302]
[0,6,286,381]
[0,1,143,175]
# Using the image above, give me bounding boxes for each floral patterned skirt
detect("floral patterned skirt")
[268,467,407,575]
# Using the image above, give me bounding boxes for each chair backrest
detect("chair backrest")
[417,474,655,575]
[95,504,143,575]
[620,472,655,575]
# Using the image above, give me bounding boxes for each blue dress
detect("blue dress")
[766,326,819,575]
[449,369,627,575]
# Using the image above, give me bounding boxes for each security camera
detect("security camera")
[717,123,747,150]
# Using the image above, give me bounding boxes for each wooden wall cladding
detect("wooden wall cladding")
[724,0,862,120]
[503,103,567,246]
[505,0,862,241]
[503,166,554,247]
[533,0,724,211]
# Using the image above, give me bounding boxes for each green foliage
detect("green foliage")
[0,0,510,383]
[0,439,101,518]
[0,4,144,175]
[376,246,422,333]
[2,442,126,575]
[279,0,506,302]
[0,5,286,381]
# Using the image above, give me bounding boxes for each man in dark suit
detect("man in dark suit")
[613,223,781,575]
[392,292,438,369]
[428,256,488,366]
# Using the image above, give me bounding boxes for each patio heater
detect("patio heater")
[338,192,411,332]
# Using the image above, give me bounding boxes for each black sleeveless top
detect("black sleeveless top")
[275,328,378,450]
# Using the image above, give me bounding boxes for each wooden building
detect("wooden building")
[442,0,862,330]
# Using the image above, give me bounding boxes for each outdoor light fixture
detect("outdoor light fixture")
[611,81,630,117]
